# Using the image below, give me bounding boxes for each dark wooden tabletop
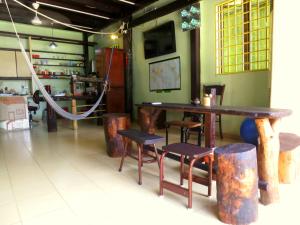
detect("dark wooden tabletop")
[136,103,292,119]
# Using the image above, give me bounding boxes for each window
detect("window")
[216,0,272,74]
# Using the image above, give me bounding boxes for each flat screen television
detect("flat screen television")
[143,21,176,59]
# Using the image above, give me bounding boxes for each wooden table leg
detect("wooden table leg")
[255,118,281,205]
[46,102,57,132]
[72,99,78,130]
[138,107,161,134]
[204,113,216,148]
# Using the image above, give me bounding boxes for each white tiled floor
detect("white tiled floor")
[0,121,300,225]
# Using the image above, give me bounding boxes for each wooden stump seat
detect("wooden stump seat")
[103,113,131,157]
[118,129,165,185]
[214,143,258,225]
[159,143,213,209]
[279,133,300,184]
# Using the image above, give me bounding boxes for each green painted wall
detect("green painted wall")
[132,0,271,136]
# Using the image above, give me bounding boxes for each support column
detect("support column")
[83,32,89,75]
[190,28,201,100]
[72,99,78,130]
[123,21,133,117]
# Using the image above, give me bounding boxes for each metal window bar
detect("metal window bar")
[216,0,271,74]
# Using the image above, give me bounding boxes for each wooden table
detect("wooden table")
[136,103,292,205]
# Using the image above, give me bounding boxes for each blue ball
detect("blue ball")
[240,118,259,146]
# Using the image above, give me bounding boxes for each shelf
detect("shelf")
[37,76,71,80]
[73,76,104,83]
[0,77,31,80]
[32,57,84,62]
[32,50,84,56]
[33,64,84,68]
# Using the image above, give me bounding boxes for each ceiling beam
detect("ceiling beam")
[129,0,200,28]
[65,0,122,13]
[33,0,116,20]
[0,30,97,46]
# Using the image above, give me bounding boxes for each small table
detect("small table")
[160,143,213,209]
[118,129,165,185]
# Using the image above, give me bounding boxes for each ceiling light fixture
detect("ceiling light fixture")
[31,2,42,25]
[36,1,110,20]
[110,34,118,40]
[118,0,135,5]
[49,23,57,49]
[31,12,42,25]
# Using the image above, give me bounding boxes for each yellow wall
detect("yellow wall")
[271,0,300,135]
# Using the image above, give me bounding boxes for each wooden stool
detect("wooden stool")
[118,129,165,185]
[159,143,213,209]
[103,113,131,157]
[279,133,300,183]
[214,143,258,225]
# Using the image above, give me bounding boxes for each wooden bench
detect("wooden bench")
[118,129,165,185]
[159,143,213,209]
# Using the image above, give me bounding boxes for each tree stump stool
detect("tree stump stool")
[103,113,131,157]
[279,133,300,184]
[215,143,258,225]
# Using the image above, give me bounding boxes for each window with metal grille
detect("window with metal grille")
[216,0,272,74]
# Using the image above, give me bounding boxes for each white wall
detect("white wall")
[271,0,300,134]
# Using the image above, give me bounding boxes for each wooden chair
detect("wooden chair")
[203,84,225,139]
[165,112,202,146]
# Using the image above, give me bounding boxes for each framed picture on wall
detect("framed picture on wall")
[149,57,181,91]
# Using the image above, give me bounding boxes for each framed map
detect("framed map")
[149,57,181,91]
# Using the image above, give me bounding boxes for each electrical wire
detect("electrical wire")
[12,0,121,35]
[4,0,115,121]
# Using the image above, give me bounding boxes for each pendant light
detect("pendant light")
[49,23,58,49]
[31,2,42,25]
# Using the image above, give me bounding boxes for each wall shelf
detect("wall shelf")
[32,50,84,56]
[33,64,84,68]
[37,76,71,80]
[33,57,84,62]
[0,77,31,80]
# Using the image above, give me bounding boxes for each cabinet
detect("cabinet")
[96,48,125,113]
[0,50,17,77]
[16,52,31,77]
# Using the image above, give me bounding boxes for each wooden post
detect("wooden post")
[204,89,216,148]
[255,118,280,205]
[215,143,258,225]
[190,28,201,101]
[72,99,78,130]
[123,20,133,116]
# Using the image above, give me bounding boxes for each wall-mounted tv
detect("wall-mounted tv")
[143,21,176,59]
